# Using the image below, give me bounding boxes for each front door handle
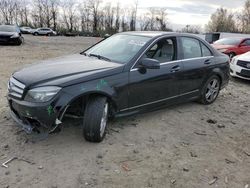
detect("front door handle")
[171,65,181,72]
[204,59,212,64]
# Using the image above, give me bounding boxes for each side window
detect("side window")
[243,39,250,46]
[143,38,176,63]
[181,37,202,59]
[201,43,212,57]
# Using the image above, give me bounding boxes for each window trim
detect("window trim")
[200,41,213,57]
[180,36,203,59]
[130,36,178,70]
[130,56,214,72]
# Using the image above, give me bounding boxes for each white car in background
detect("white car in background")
[230,52,250,80]
[32,28,57,36]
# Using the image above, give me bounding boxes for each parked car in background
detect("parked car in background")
[32,28,57,36]
[0,25,23,45]
[7,32,229,142]
[212,37,250,58]
[205,32,250,44]
[230,52,250,80]
[20,26,33,34]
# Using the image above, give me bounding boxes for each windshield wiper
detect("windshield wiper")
[89,53,111,62]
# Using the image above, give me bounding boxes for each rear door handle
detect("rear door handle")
[171,65,181,72]
[204,59,212,65]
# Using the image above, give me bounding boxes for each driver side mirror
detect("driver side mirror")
[140,58,160,69]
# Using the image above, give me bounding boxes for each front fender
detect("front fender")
[51,78,122,119]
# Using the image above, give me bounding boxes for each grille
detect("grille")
[237,60,250,69]
[0,35,10,39]
[8,77,25,99]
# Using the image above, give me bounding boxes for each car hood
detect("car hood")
[13,54,124,87]
[235,51,250,61]
[0,31,15,37]
[212,44,235,50]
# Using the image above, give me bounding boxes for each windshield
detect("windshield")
[84,34,151,64]
[0,25,16,32]
[214,38,242,45]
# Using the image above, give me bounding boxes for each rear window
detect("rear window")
[181,37,202,59]
[201,43,212,56]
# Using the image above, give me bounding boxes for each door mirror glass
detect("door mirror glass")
[140,58,160,69]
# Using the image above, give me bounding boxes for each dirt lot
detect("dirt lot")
[0,35,249,188]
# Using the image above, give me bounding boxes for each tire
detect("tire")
[34,32,38,36]
[83,96,109,142]
[47,33,51,36]
[199,75,221,105]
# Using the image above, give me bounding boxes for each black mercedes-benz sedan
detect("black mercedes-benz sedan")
[0,25,23,45]
[7,32,229,142]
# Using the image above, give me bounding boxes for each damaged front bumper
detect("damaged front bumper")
[8,97,64,134]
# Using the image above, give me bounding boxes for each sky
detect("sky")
[107,0,246,30]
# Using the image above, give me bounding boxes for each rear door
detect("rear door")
[178,37,214,95]
[128,37,183,109]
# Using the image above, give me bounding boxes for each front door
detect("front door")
[128,37,183,109]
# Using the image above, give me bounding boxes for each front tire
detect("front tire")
[199,75,221,105]
[83,96,109,142]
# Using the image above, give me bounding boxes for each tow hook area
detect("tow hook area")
[10,110,34,134]
[49,119,62,134]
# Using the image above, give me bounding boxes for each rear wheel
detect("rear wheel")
[199,75,221,105]
[83,96,109,142]
[34,32,38,36]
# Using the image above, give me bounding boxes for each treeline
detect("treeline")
[0,0,172,36]
[1,0,250,36]
[206,0,250,33]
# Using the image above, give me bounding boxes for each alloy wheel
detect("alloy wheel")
[100,103,108,137]
[205,78,220,103]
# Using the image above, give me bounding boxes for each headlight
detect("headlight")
[10,33,19,38]
[230,56,238,64]
[25,86,61,103]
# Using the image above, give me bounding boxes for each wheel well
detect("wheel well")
[63,93,117,118]
[215,74,222,86]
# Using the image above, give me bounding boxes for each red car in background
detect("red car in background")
[212,37,250,58]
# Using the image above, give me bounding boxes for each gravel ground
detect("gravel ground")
[0,35,249,188]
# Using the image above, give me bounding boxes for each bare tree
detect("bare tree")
[238,0,250,33]
[62,0,77,32]
[156,8,169,31]
[206,8,238,33]
[114,2,120,32]
[181,25,202,34]
[0,0,18,24]
[86,0,102,33]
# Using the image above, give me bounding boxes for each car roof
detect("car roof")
[120,31,203,39]
[120,31,177,38]
[218,37,246,40]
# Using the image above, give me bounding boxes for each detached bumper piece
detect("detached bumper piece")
[10,108,48,134]
[10,110,34,134]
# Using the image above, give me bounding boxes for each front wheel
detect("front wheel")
[199,75,221,105]
[83,96,109,142]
